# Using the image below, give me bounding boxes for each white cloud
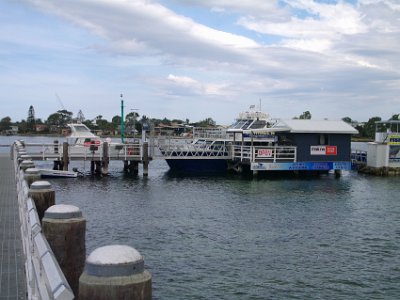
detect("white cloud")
[3,0,400,123]
[166,74,232,96]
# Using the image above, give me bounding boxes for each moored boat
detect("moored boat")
[159,105,275,173]
[38,168,78,178]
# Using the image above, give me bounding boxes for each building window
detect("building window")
[319,134,329,145]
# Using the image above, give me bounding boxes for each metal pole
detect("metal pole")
[121,95,125,143]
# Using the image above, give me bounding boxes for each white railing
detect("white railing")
[23,142,143,161]
[232,145,297,163]
[13,143,74,300]
[157,143,231,159]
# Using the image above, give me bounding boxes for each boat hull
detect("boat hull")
[39,169,78,178]
[165,159,228,173]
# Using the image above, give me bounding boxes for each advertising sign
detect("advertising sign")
[325,146,337,155]
[310,146,337,155]
[257,149,273,158]
[251,161,351,171]
[388,135,400,145]
[389,145,400,162]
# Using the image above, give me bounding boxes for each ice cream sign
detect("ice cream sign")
[310,145,337,155]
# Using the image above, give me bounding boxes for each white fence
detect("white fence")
[13,143,74,300]
[232,145,297,163]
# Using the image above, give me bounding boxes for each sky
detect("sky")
[1,0,399,125]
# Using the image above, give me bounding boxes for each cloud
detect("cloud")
[4,0,400,123]
[166,74,232,96]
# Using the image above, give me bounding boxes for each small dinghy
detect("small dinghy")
[38,169,78,178]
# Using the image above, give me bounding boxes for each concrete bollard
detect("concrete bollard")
[42,204,86,297]
[20,160,35,171]
[79,245,152,300]
[24,167,41,187]
[28,181,55,221]
[18,155,31,164]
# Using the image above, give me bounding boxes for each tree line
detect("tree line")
[0,105,217,135]
[1,106,398,139]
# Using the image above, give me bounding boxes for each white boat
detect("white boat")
[159,105,276,173]
[38,168,78,178]
[66,123,102,147]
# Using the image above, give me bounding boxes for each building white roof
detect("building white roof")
[272,119,358,134]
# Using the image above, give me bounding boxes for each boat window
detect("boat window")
[74,125,90,132]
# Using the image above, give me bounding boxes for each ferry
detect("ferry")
[159,106,276,173]
[159,107,358,174]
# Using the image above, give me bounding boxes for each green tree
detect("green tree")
[195,117,216,127]
[342,117,352,124]
[46,110,73,127]
[27,105,36,132]
[0,116,12,132]
[299,111,312,119]
[364,116,381,138]
[111,115,121,125]
[125,112,140,134]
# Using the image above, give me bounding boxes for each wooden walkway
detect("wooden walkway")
[0,154,26,299]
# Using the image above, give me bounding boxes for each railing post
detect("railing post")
[53,140,59,154]
[274,146,277,163]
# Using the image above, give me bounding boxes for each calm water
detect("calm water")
[2,136,400,299]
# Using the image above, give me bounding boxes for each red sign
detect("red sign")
[258,149,273,158]
[310,145,337,155]
[325,146,337,155]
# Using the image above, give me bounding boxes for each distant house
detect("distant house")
[35,124,48,132]
[155,122,185,136]
[49,125,60,133]
[61,128,71,136]
[5,125,18,135]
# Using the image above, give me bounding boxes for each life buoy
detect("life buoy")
[128,147,133,155]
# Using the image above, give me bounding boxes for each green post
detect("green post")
[121,95,125,143]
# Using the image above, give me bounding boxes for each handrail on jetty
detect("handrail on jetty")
[232,145,297,163]
[23,142,143,161]
[13,141,74,300]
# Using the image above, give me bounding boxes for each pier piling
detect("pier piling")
[63,142,69,171]
[24,167,41,187]
[28,181,55,222]
[79,245,152,300]
[43,204,86,296]
[20,159,35,171]
[102,142,109,175]
[143,141,149,176]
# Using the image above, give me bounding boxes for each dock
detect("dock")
[0,153,26,299]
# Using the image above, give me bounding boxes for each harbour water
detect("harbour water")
[2,136,400,299]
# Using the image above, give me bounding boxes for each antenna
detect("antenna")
[55,93,65,110]
[259,98,262,111]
